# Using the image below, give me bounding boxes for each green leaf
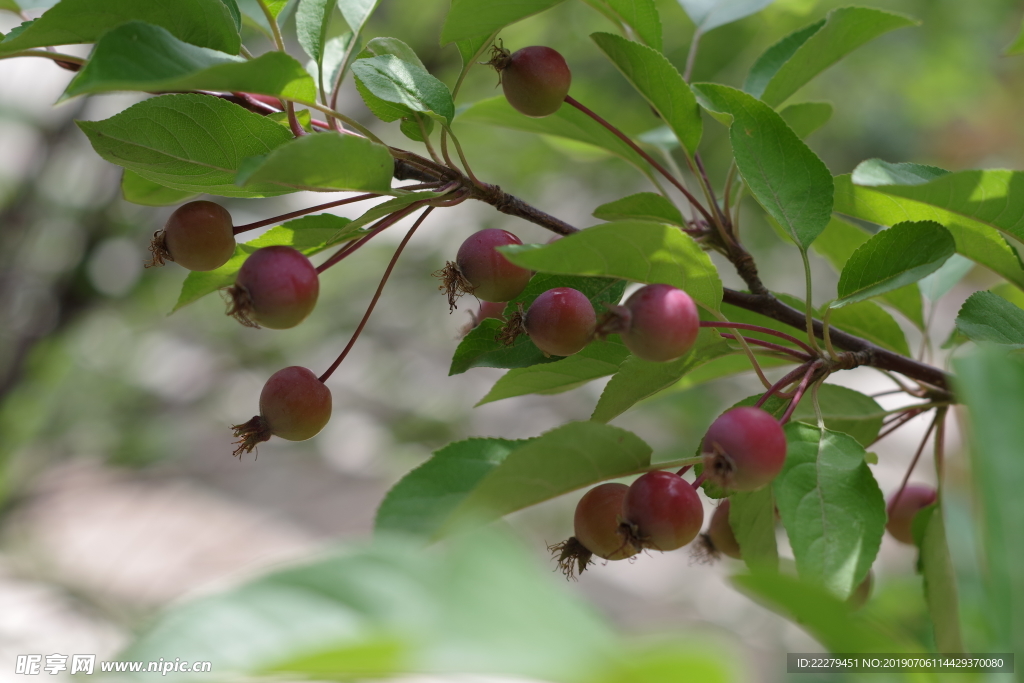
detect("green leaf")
[835,164,1024,289]
[121,169,199,206]
[592,192,684,225]
[456,32,495,70]
[693,83,832,249]
[62,22,316,104]
[351,38,434,124]
[296,0,331,63]
[813,217,925,327]
[399,114,434,142]
[955,291,1024,348]
[778,101,832,138]
[500,221,722,311]
[339,0,379,34]
[357,36,426,68]
[173,214,357,311]
[448,275,627,375]
[591,329,733,422]
[590,34,701,156]
[219,0,242,31]
[350,55,454,124]
[789,384,884,448]
[732,573,902,652]
[313,32,353,99]
[851,158,948,186]
[729,487,778,571]
[677,0,774,33]
[0,0,21,14]
[375,437,525,537]
[775,423,886,599]
[262,0,290,18]
[751,7,917,108]
[825,300,911,356]
[476,340,630,405]
[440,0,567,44]
[448,422,651,532]
[458,96,652,174]
[913,503,965,652]
[1005,15,1024,56]
[0,0,241,54]
[77,94,294,198]
[582,0,661,51]
[919,253,974,301]
[954,346,1024,655]
[833,220,954,308]
[236,133,394,193]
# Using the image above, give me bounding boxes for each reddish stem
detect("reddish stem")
[563,95,716,226]
[286,102,306,137]
[676,465,693,477]
[232,193,382,235]
[872,409,922,444]
[887,413,939,513]
[719,333,813,361]
[755,361,814,409]
[318,207,434,382]
[700,321,817,356]
[778,363,819,424]
[691,472,707,489]
[315,202,424,274]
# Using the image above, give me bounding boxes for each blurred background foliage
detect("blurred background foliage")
[0,0,1021,680]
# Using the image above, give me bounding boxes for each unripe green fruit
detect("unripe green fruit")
[159,201,235,271]
[574,483,637,560]
[499,46,571,118]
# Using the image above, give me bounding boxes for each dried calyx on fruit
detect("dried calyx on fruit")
[232,366,332,457]
[149,201,236,271]
[702,407,787,492]
[597,284,700,362]
[225,246,319,329]
[435,228,532,311]
[487,44,572,118]
[621,471,704,552]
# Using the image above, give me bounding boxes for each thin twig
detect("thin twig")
[699,321,817,356]
[779,363,819,424]
[888,413,940,513]
[718,333,813,361]
[233,193,382,235]
[755,361,815,408]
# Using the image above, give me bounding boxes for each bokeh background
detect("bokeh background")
[1,0,1021,680]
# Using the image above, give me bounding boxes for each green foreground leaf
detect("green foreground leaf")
[955,291,1024,347]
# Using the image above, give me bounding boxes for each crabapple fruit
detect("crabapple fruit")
[150,201,235,271]
[457,229,532,302]
[226,246,319,329]
[885,484,937,544]
[702,407,787,492]
[620,284,700,362]
[491,45,571,118]
[574,483,637,560]
[524,287,596,356]
[232,366,332,456]
[622,471,704,551]
[702,499,741,560]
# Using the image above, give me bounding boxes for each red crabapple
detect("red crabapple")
[149,201,235,271]
[524,287,596,356]
[574,483,637,560]
[622,471,704,551]
[232,366,332,456]
[702,407,787,492]
[619,284,700,362]
[436,229,532,310]
[226,246,319,329]
[885,484,937,544]
[488,45,572,118]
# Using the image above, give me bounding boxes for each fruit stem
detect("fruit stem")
[718,333,813,361]
[887,411,940,514]
[676,465,692,476]
[699,321,817,356]
[563,95,716,226]
[691,472,707,489]
[285,102,306,137]
[232,193,383,235]
[873,409,922,443]
[318,207,434,383]
[778,362,821,424]
[314,201,426,274]
[755,361,815,408]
